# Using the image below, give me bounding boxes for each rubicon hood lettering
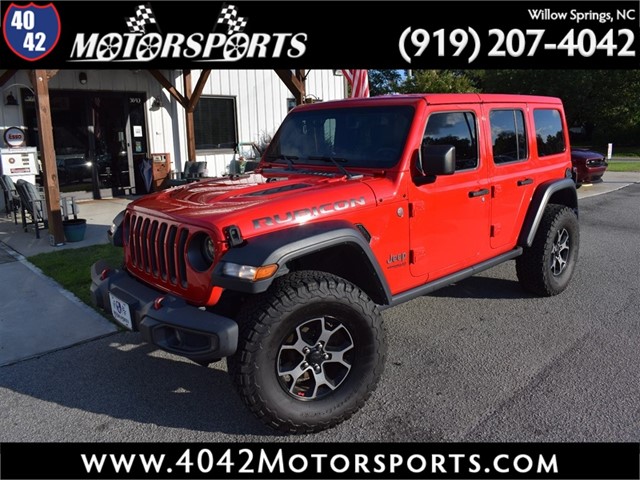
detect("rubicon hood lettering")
[252,197,367,229]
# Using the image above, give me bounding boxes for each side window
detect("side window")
[533,109,566,157]
[489,109,528,164]
[423,111,478,170]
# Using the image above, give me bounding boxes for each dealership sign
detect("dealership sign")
[69,3,306,62]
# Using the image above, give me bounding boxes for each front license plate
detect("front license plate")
[109,293,133,330]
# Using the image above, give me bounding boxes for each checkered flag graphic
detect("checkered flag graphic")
[126,16,145,33]
[216,4,248,35]
[126,4,157,34]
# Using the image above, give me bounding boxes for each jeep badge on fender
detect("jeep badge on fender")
[91,94,579,433]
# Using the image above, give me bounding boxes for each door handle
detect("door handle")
[468,188,490,198]
[517,178,533,186]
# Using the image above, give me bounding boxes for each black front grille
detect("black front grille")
[127,213,189,288]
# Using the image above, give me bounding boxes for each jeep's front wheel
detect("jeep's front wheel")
[228,271,386,433]
[516,204,579,296]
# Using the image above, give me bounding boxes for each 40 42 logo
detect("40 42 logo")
[2,3,61,61]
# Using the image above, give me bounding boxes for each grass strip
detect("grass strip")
[29,244,123,306]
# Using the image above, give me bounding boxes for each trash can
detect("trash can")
[63,218,87,242]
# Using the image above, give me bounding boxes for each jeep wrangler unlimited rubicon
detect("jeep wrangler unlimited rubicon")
[91,94,579,433]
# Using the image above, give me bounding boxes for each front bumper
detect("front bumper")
[579,165,607,183]
[90,260,238,363]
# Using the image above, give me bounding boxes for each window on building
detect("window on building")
[194,96,237,150]
[533,109,566,157]
[423,111,478,170]
[490,109,528,164]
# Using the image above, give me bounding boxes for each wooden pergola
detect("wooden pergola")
[0,69,307,245]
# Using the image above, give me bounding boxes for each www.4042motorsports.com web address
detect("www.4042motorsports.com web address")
[81,449,558,477]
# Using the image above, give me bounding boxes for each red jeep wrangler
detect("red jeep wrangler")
[91,94,579,433]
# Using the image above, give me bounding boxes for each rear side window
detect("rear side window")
[490,110,528,164]
[533,109,566,157]
[423,111,478,170]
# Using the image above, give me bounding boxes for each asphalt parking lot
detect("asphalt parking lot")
[0,182,638,442]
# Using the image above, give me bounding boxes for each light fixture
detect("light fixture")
[150,96,162,110]
[304,94,322,104]
[79,72,88,85]
[5,92,18,106]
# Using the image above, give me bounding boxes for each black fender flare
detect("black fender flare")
[518,178,578,248]
[211,220,392,304]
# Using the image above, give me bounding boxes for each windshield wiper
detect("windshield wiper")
[307,155,353,178]
[265,154,298,170]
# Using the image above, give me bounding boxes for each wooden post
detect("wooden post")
[295,69,306,104]
[31,70,64,245]
[147,69,211,166]
[183,69,196,163]
[274,69,306,105]
[187,69,211,112]
[148,70,188,107]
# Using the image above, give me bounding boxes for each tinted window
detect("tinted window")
[423,112,478,170]
[533,109,565,157]
[267,106,414,168]
[490,110,528,164]
[194,97,237,150]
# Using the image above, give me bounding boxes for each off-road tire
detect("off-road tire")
[517,204,579,296]
[228,271,386,434]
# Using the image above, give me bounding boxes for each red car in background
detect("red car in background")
[571,148,608,184]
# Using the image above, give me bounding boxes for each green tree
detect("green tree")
[368,70,403,96]
[367,70,478,96]
[401,70,479,94]
[367,69,640,145]
[477,70,640,145]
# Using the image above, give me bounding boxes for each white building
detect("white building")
[0,69,345,197]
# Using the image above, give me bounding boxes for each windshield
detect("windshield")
[266,106,414,169]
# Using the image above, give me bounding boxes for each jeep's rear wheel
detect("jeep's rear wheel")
[516,204,579,296]
[228,271,386,433]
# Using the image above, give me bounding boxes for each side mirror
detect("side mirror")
[420,144,456,176]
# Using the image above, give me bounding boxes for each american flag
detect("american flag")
[126,4,157,34]
[341,70,370,98]
[216,4,248,35]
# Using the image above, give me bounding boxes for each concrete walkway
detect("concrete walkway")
[0,172,638,367]
[0,198,130,366]
[0,243,116,366]
[0,198,130,257]
[576,171,640,199]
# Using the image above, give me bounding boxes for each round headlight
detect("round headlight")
[203,236,215,263]
[187,233,216,271]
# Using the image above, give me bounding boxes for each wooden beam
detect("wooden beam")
[148,69,188,107]
[274,69,306,105]
[148,69,212,164]
[183,70,196,162]
[31,70,64,245]
[0,70,18,88]
[187,69,211,112]
[46,70,59,80]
